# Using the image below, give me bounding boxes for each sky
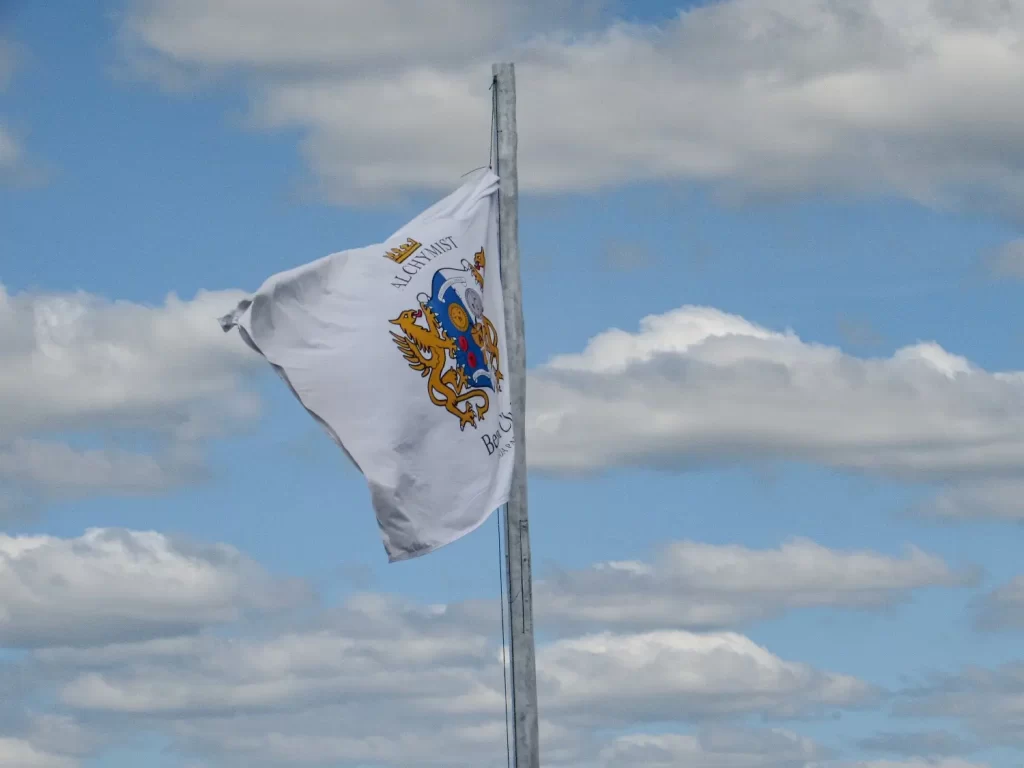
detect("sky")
[2,0,1024,766]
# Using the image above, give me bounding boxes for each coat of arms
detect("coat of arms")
[389,249,503,431]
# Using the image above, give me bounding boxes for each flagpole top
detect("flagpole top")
[492,62,515,77]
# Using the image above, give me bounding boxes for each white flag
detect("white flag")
[220,171,514,562]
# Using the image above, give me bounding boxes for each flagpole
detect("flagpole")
[492,62,540,768]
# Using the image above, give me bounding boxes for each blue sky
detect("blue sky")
[3,1,1024,767]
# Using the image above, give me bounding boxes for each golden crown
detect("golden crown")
[383,237,422,264]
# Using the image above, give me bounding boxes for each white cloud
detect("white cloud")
[50,592,503,716]
[984,239,1024,280]
[527,305,1024,479]
[857,730,972,758]
[0,529,1000,767]
[0,123,22,177]
[898,662,1024,748]
[125,0,1024,213]
[0,738,77,768]
[536,538,976,632]
[168,712,551,768]
[974,575,1024,631]
[829,761,988,768]
[537,630,875,725]
[0,39,15,88]
[0,439,205,501]
[0,40,38,187]
[914,480,1024,521]
[0,283,260,438]
[122,0,601,75]
[0,283,261,503]
[0,528,309,648]
[6,286,1022,498]
[19,583,872,766]
[598,727,826,768]
[0,715,101,768]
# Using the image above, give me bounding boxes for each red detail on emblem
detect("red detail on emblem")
[458,336,469,351]
[467,351,478,367]
[413,310,422,318]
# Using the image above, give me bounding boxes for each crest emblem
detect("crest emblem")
[389,249,503,431]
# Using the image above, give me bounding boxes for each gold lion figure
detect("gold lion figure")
[389,303,490,431]
[471,317,503,391]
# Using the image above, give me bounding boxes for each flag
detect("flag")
[219,171,514,562]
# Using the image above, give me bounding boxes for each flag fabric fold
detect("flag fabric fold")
[220,170,514,562]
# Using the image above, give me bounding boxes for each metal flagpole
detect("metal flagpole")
[492,62,540,768]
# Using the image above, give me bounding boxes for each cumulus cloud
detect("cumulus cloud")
[597,727,827,768]
[9,576,873,766]
[973,576,1024,631]
[7,287,1024,498]
[52,626,871,763]
[0,738,78,768]
[0,283,260,438]
[913,480,1024,521]
[0,714,102,768]
[0,283,261,504]
[0,528,309,648]
[537,630,875,725]
[898,662,1024,748]
[0,40,41,187]
[0,123,23,179]
[527,305,1024,479]
[0,39,15,88]
[0,528,998,767]
[0,439,205,502]
[984,238,1024,280]
[857,730,972,757]
[536,538,975,632]
[47,592,503,716]
[121,0,602,76]
[125,0,1024,214]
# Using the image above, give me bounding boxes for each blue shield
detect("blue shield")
[424,266,495,391]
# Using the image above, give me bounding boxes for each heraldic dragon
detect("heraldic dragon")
[389,249,503,431]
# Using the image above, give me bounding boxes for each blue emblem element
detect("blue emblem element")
[418,261,495,391]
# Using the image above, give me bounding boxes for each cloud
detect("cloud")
[984,238,1024,280]
[126,0,1024,214]
[597,727,827,768]
[0,39,15,88]
[536,630,876,725]
[8,284,1023,503]
[0,439,206,504]
[121,0,603,77]
[0,283,260,438]
[536,538,976,632]
[14,577,873,766]
[52,625,872,764]
[167,709,553,768]
[898,662,1024,748]
[0,39,41,187]
[601,239,655,272]
[912,480,1024,521]
[0,528,310,648]
[7,528,1005,767]
[857,730,972,757]
[0,283,261,503]
[9,284,1023,504]
[0,123,23,178]
[0,738,78,768]
[973,576,1024,631]
[527,305,1024,480]
[0,714,102,768]
[47,592,504,717]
